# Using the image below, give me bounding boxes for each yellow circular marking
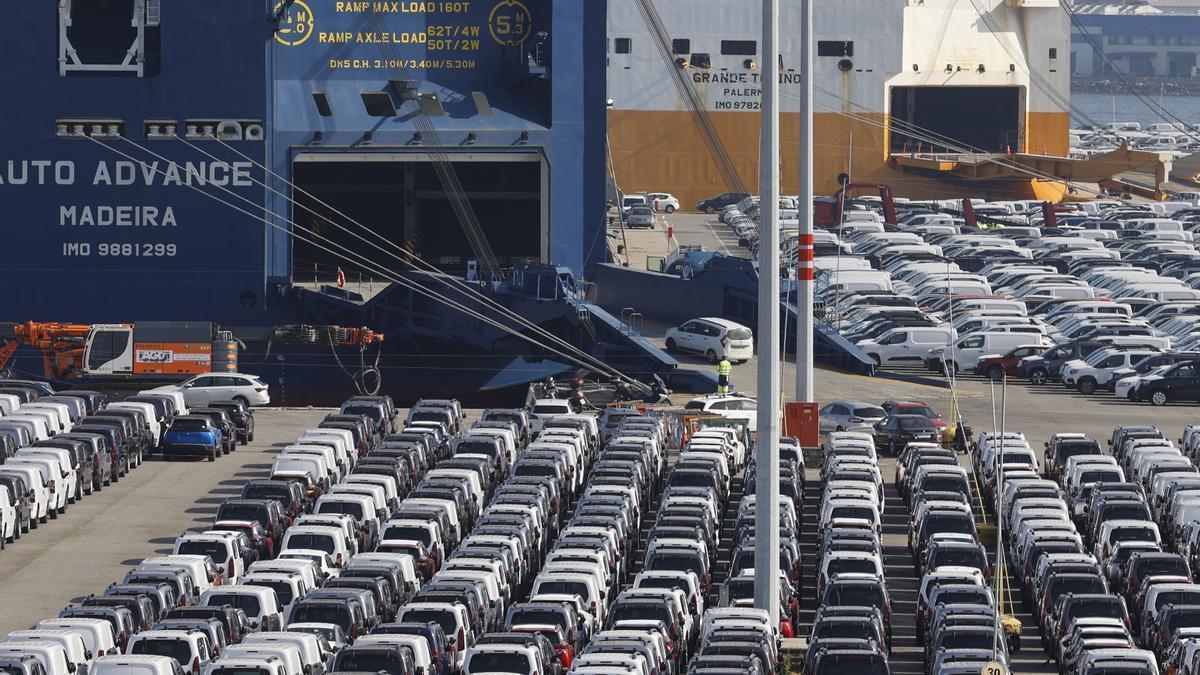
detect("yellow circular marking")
[274,0,315,47]
[488,0,533,46]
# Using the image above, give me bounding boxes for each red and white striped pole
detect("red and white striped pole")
[795,0,814,404]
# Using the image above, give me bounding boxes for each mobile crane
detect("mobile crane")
[0,320,383,385]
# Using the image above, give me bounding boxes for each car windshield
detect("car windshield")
[727,327,753,340]
[456,441,499,457]
[534,581,587,599]
[399,609,456,637]
[291,605,351,631]
[825,584,884,606]
[210,669,269,675]
[171,419,209,431]
[410,412,446,424]
[939,631,995,650]
[206,593,261,616]
[178,541,228,563]
[217,504,266,523]
[1069,598,1123,620]
[318,501,365,520]
[609,604,670,625]
[898,417,935,430]
[465,652,532,674]
[646,554,703,577]
[335,650,406,674]
[814,653,889,675]
[532,404,570,415]
[509,609,567,631]
[285,534,335,554]
[243,580,293,606]
[342,406,381,421]
[131,638,192,664]
[382,526,432,546]
[853,407,886,418]
[1140,558,1189,577]
[244,485,293,506]
[930,547,987,570]
[828,559,878,575]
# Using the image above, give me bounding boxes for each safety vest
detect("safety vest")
[718,360,732,376]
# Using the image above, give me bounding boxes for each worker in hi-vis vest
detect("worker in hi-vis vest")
[717,356,732,394]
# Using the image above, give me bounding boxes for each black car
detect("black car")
[207,400,255,444]
[872,414,939,455]
[242,480,309,523]
[190,408,238,454]
[697,191,750,214]
[1136,359,1200,406]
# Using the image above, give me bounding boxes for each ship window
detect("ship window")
[720,40,757,56]
[818,41,854,57]
[59,0,161,77]
[615,38,632,54]
[691,53,712,69]
[1049,47,1058,59]
[672,39,691,55]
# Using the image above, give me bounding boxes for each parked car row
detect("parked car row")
[711,191,1200,406]
[802,430,893,674]
[0,379,237,552]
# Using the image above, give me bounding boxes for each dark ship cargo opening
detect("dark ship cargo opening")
[291,155,545,281]
[888,86,1022,154]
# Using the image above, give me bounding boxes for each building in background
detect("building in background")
[1073,1,1200,78]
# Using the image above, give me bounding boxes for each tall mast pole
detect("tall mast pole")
[754,0,782,624]
[795,0,815,402]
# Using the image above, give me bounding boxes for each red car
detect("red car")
[973,344,1047,381]
[880,400,947,431]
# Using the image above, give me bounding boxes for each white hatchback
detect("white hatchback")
[664,318,754,363]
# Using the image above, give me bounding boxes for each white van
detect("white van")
[173,533,245,581]
[21,403,72,434]
[91,655,183,675]
[239,634,324,675]
[14,448,78,504]
[0,466,49,525]
[6,456,70,515]
[35,619,117,661]
[138,556,218,597]
[201,657,286,675]
[125,630,212,674]
[926,332,1052,373]
[218,646,301,675]
[106,403,161,446]
[5,631,91,673]
[280,526,351,568]
[0,641,75,675]
[139,390,189,417]
[200,587,283,632]
[857,326,955,365]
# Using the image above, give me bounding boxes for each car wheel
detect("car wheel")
[706,349,718,364]
[209,447,217,462]
[1151,390,1169,406]
[1078,378,1097,395]
[234,396,249,407]
[836,426,844,432]
[1030,368,1048,385]
[665,205,676,214]
[987,365,1006,381]
[665,338,677,353]
[248,431,255,443]
[869,354,882,366]
[705,206,717,214]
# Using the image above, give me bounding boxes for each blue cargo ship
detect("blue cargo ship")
[0,1,700,404]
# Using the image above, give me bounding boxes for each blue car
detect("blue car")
[161,416,222,461]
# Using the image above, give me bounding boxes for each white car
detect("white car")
[646,192,681,213]
[154,373,271,408]
[684,394,757,429]
[664,317,754,363]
